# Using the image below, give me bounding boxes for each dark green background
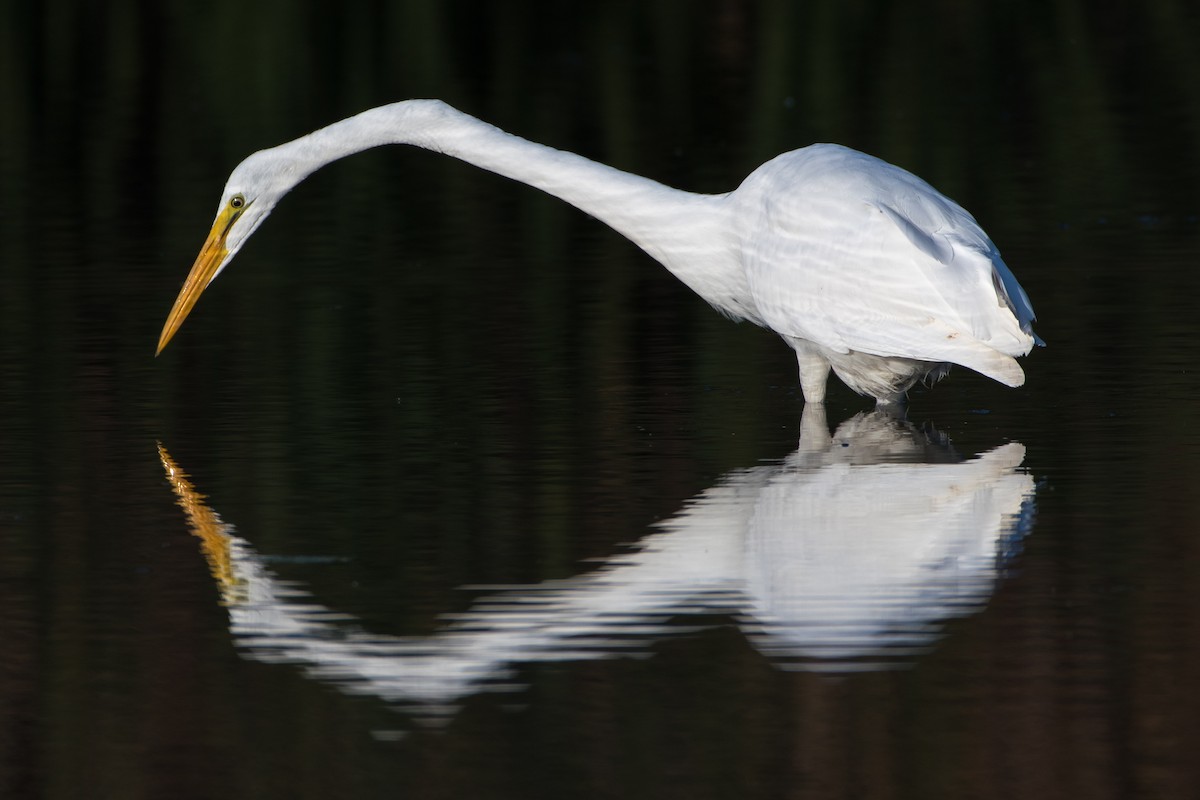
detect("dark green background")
[3,2,1200,798]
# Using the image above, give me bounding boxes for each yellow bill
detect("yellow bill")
[156,203,240,355]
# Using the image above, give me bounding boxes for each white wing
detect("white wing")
[733,145,1038,385]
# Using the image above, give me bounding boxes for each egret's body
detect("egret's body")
[158,100,1040,405]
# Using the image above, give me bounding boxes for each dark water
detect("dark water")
[5,2,1200,798]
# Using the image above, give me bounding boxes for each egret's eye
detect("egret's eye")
[230,194,246,209]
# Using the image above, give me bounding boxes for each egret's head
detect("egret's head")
[156,150,295,355]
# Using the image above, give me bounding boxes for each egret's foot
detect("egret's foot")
[874,395,909,420]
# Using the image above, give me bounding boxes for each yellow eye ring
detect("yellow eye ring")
[230,194,246,209]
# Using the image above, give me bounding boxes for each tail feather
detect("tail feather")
[959,349,1026,387]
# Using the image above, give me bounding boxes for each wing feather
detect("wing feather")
[735,145,1038,383]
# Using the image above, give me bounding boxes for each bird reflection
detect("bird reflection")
[157,406,1035,713]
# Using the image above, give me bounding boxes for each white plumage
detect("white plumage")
[158,100,1040,405]
[729,144,1040,402]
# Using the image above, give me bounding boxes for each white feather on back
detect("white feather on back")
[732,145,1036,386]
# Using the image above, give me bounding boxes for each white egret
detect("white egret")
[157,100,1040,405]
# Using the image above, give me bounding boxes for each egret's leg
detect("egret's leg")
[795,348,831,404]
[797,402,831,452]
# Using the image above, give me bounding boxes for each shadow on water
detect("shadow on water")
[158,405,1036,720]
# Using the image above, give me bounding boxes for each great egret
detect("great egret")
[157,100,1040,405]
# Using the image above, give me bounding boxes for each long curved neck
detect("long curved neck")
[271,100,750,319]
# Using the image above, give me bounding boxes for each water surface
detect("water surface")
[4,3,1200,798]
